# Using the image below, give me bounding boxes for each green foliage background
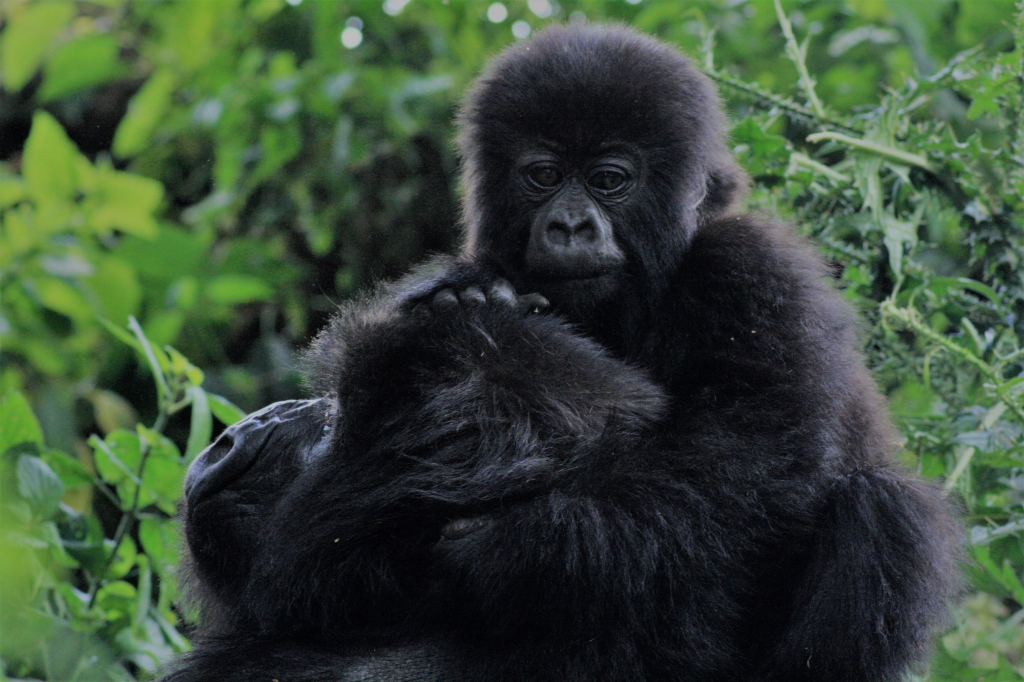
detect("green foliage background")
[1,0,1022,679]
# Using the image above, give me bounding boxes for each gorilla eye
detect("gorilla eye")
[526,165,563,190]
[588,169,628,193]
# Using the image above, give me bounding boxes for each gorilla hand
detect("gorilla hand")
[428,277,549,316]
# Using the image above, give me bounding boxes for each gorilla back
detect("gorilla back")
[167,24,960,682]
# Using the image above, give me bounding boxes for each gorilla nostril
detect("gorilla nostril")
[545,222,572,247]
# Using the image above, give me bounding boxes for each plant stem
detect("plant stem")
[773,0,826,119]
[806,132,934,171]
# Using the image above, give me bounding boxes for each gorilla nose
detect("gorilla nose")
[184,398,330,503]
[545,217,597,247]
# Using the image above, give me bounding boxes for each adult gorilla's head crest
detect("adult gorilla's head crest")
[457,24,747,316]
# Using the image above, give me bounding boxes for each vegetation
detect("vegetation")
[1,0,1022,679]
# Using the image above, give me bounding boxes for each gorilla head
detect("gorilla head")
[457,25,745,321]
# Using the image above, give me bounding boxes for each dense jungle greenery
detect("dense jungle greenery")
[1,0,1022,679]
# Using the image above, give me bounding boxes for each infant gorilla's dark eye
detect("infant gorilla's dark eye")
[527,165,563,189]
[588,169,627,192]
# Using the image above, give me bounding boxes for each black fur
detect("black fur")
[166,24,960,682]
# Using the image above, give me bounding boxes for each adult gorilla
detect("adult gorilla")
[165,24,960,682]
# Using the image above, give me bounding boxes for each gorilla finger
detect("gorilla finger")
[487,279,517,306]
[518,293,550,315]
[432,289,459,311]
[458,286,487,306]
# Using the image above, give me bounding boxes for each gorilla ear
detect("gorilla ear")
[699,157,748,223]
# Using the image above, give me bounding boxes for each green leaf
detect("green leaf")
[139,518,181,576]
[34,276,92,321]
[40,449,93,489]
[113,70,177,158]
[206,275,273,304]
[184,386,212,462]
[87,256,143,326]
[0,392,44,453]
[90,429,142,488]
[136,426,185,511]
[16,455,64,519]
[208,393,245,426]
[39,34,128,101]
[0,2,75,92]
[88,388,139,435]
[21,111,82,204]
[926,277,1001,305]
[99,317,145,355]
[96,579,137,617]
[0,177,27,209]
[129,316,171,403]
[88,169,164,238]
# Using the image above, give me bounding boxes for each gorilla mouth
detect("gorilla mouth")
[526,261,622,283]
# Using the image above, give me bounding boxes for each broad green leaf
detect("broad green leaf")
[39,34,128,101]
[136,426,185,511]
[104,532,136,577]
[139,518,181,576]
[0,2,75,92]
[40,449,93,489]
[208,393,245,426]
[184,387,212,462]
[115,228,211,281]
[88,388,139,435]
[96,579,136,617]
[0,392,44,453]
[22,111,81,204]
[34,276,92,321]
[113,70,177,158]
[0,177,26,209]
[88,169,164,238]
[87,256,143,326]
[90,429,142,488]
[16,455,64,519]
[207,275,273,304]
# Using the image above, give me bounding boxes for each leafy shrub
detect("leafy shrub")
[0,0,1021,679]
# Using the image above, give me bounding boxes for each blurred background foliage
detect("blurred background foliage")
[0,0,1022,679]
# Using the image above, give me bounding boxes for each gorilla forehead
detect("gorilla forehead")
[458,24,724,161]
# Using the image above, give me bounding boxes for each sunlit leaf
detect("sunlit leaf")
[0,392,44,453]
[206,275,273,304]
[113,70,177,158]
[21,112,82,204]
[0,2,75,92]
[39,34,129,101]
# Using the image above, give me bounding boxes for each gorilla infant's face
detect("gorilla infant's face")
[505,142,643,312]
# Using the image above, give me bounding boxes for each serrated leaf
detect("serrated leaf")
[40,449,93,488]
[0,392,44,453]
[16,455,64,519]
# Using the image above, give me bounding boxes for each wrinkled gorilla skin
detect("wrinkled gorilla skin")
[165,24,961,682]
